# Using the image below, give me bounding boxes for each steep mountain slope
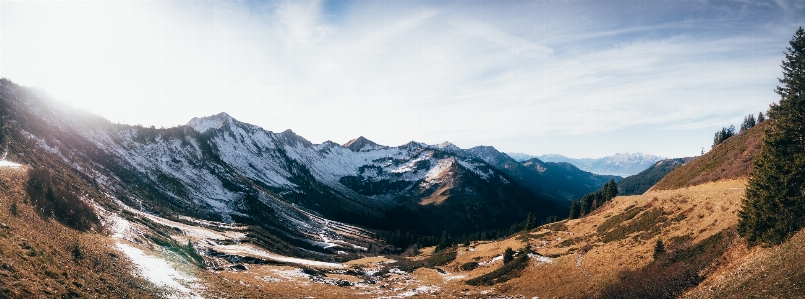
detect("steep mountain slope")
[526,153,664,176]
[0,167,160,298]
[0,79,562,247]
[652,122,766,191]
[465,146,620,203]
[617,157,697,195]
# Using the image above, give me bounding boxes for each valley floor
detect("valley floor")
[3,164,804,299]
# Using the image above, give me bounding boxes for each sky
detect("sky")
[1,0,804,158]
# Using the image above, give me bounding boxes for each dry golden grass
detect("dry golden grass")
[653,123,765,191]
[682,226,805,298]
[188,179,753,298]
[4,164,790,299]
[485,179,748,298]
[0,167,156,298]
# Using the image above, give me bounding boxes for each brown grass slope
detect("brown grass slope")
[0,167,156,298]
[652,122,766,191]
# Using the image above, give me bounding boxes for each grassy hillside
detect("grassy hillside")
[652,122,766,190]
[0,167,155,298]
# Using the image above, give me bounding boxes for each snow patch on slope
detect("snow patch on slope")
[115,243,202,298]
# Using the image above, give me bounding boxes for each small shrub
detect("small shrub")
[466,254,529,286]
[424,247,457,267]
[71,241,83,261]
[9,200,18,216]
[503,247,515,264]
[654,239,665,259]
[542,222,568,231]
[460,261,479,271]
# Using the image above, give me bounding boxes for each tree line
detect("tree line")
[712,112,766,148]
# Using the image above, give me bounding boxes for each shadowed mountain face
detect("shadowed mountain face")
[617,157,697,195]
[465,147,621,203]
[0,79,566,246]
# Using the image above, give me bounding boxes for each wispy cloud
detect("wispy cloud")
[0,0,800,157]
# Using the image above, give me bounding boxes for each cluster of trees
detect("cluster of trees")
[740,112,765,132]
[379,212,552,252]
[712,125,736,148]
[713,112,767,148]
[739,27,805,246]
[568,179,618,219]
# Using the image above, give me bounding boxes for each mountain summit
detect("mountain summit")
[343,136,385,151]
[187,112,233,133]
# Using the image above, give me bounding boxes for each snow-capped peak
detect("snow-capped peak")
[343,136,384,152]
[187,112,233,133]
[436,141,462,153]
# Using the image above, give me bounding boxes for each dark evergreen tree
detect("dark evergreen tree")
[568,200,581,219]
[713,125,736,148]
[739,27,805,246]
[757,111,766,122]
[503,247,515,264]
[603,179,618,201]
[435,231,451,252]
[580,193,593,215]
[653,239,665,259]
[523,212,535,231]
[740,114,756,132]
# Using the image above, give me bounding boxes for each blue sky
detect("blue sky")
[1,0,804,158]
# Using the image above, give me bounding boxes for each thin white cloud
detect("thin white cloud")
[0,0,797,157]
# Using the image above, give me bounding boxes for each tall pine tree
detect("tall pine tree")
[568,200,581,219]
[738,27,805,246]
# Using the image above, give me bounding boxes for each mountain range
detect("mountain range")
[0,78,617,255]
[507,152,665,176]
[3,77,801,299]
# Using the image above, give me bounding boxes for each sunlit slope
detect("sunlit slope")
[652,122,766,191]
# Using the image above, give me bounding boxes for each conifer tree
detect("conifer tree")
[568,200,581,219]
[435,231,450,252]
[653,239,665,259]
[757,111,766,122]
[740,114,756,132]
[739,27,805,246]
[713,125,736,148]
[523,212,535,231]
[503,247,515,264]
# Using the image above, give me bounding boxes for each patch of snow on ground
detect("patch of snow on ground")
[0,160,21,168]
[528,254,553,265]
[439,270,466,281]
[212,244,345,268]
[115,243,203,299]
[479,255,504,266]
[381,285,440,298]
